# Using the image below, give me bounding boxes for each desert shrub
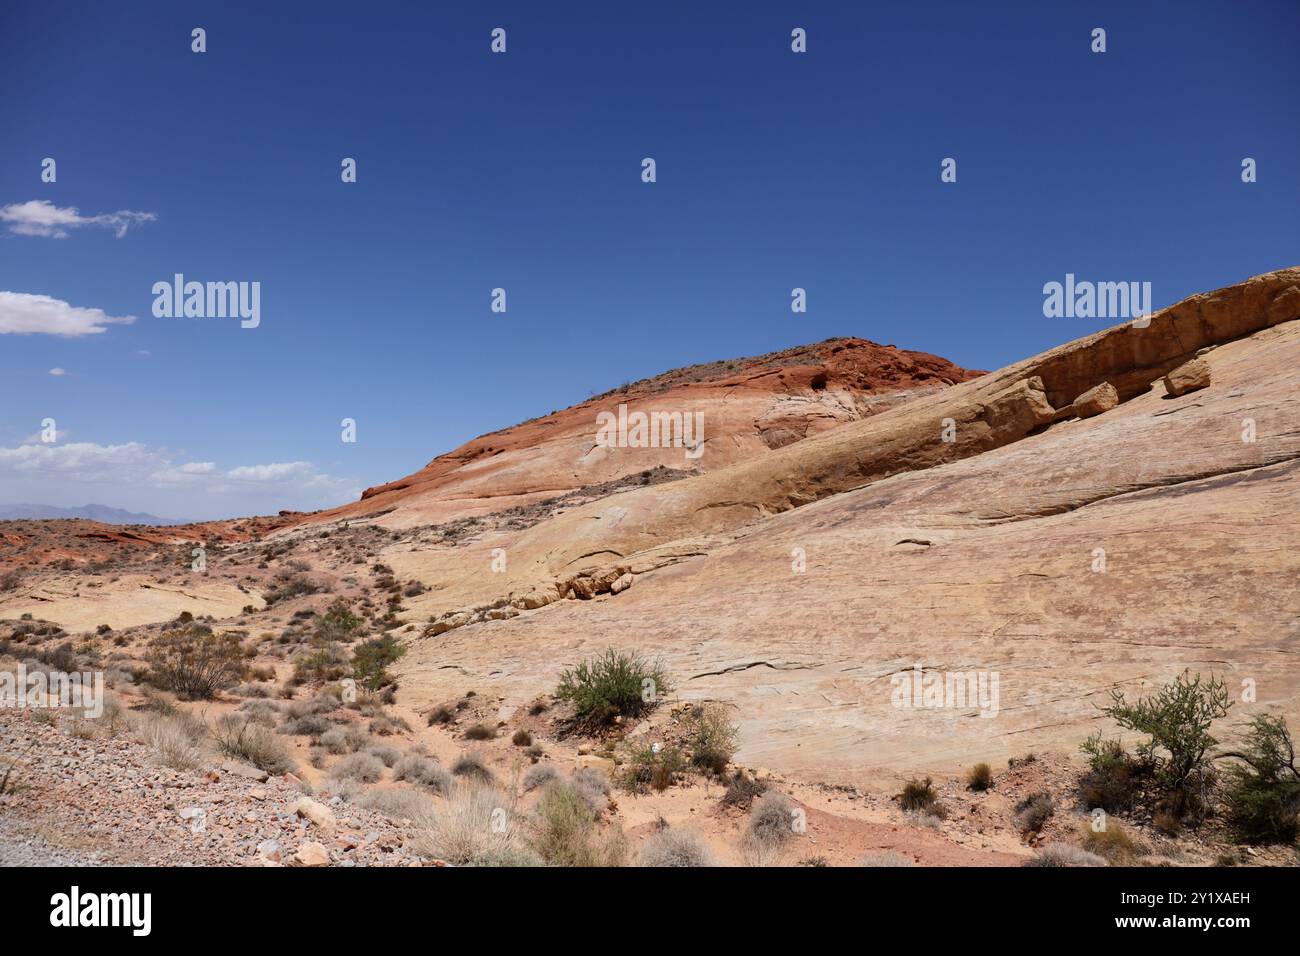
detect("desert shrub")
[640,826,715,867]
[1014,791,1055,834]
[860,851,915,867]
[463,723,496,741]
[1101,670,1231,821]
[898,777,939,813]
[135,711,206,770]
[279,713,333,737]
[332,752,385,783]
[146,624,244,699]
[263,572,320,606]
[355,786,435,822]
[370,713,410,736]
[530,781,627,867]
[393,755,452,794]
[512,729,533,747]
[620,743,687,793]
[966,762,993,792]
[684,702,738,774]
[320,723,369,755]
[1219,714,1300,844]
[721,769,768,809]
[554,648,671,728]
[352,634,405,691]
[452,751,495,785]
[237,699,279,727]
[0,570,22,592]
[1024,844,1107,867]
[413,784,520,865]
[570,767,611,814]
[523,762,561,792]
[1079,733,1138,813]
[744,791,798,865]
[1081,820,1143,863]
[364,744,402,767]
[212,714,295,775]
[426,705,454,726]
[315,600,363,644]
[292,644,349,684]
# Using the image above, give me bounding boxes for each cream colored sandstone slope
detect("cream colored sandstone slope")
[384,269,1299,781]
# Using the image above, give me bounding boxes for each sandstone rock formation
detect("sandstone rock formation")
[381,267,1300,782]
[307,339,984,529]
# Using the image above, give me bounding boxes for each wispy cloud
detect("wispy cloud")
[1,199,156,238]
[0,291,135,337]
[48,367,67,376]
[0,440,359,507]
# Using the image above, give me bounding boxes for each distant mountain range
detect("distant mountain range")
[0,504,188,525]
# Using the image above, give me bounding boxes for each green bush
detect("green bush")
[315,600,363,643]
[1078,732,1138,813]
[1100,671,1230,821]
[1220,715,1300,844]
[351,634,405,690]
[620,743,687,793]
[554,648,671,728]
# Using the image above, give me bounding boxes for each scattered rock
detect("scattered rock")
[288,797,337,832]
[291,841,330,867]
[221,760,270,783]
[1162,358,1210,397]
[1071,381,1118,418]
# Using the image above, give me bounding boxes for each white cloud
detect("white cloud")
[0,441,359,512]
[48,367,67,376]
[0,199,156,239]
[0,291,136,337]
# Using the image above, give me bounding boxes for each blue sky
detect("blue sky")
[1,0,1296,520]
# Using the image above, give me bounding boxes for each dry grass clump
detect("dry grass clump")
[212,713,296,775]
[523,762,560,792]
[639,826,715,867]
[393,754,452,794]
[319,723,368,755]
[684,703,738,774]
[743,791,799,865]
[331,751,385,783]
[463,723,496,741]
[860,851,915,867]
[355,786,436,822]
[721,769,767,809]
[1024,844,1108,867]
[413,784,521,865]
[1080,821,1144,863]
[1014,791,1055,835]
[135,710,207,770]
[369,713,410,736]
[966,762,993,791]
[364,744,401,767]
[569,767,611,814]
[512,729,533,747]
[530,781,628,867]
[452,751,495,785]
[279,713,332,737]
